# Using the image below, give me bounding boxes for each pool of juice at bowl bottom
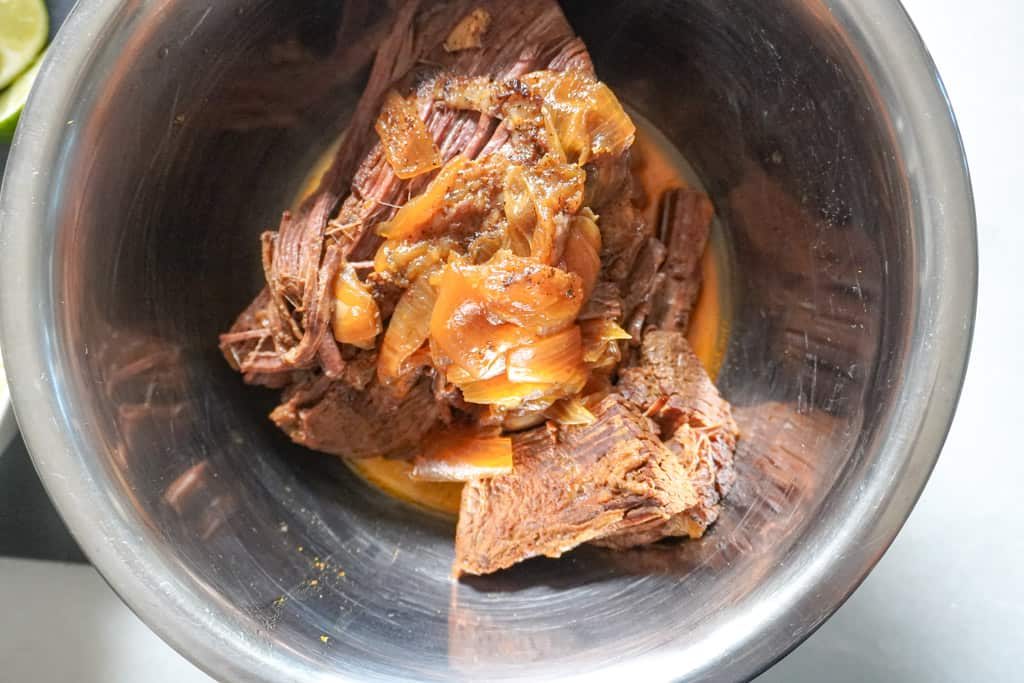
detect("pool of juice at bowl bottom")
[293,111,733,518]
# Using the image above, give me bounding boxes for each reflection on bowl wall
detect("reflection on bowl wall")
[0,1,975,681]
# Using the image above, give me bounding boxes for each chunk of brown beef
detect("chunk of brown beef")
[584,193,648,334]
[597,195,650,286]
[593,166,711,340]
[619,331,734,438]
[597,192,725,549]
[594,331,737,549]
[364,270,404,322]
[622,188,713,338]
[578,280,624,322]
[622,238,667,341]
[648,188,714,332]
[270,373,440,460]
[454,395,698,576]
[219,195,344,379]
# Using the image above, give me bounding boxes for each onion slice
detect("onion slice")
[562,210,602,299]
[378,156,466,241]
[411,427,513,481]
[333,265,382,350]
[375,90,442,180]
[521,70,636,165]
[507,325,585,387]
[459,375,556,409]
[544,397,597,426]
[378,275,437,382]
[581,319,631,364]
[430,263,536,380]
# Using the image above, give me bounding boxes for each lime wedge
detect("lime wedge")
[0,0,48,90]
[0,51,42,143]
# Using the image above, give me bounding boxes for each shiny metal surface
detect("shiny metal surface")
[0,1,975,681]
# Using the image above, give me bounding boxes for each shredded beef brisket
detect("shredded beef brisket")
[219,0,739,575]
[270,372,440,460]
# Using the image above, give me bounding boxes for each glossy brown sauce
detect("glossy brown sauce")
[297,114,731,517]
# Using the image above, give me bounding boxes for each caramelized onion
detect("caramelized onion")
[502,166,536,256]
[442,8,491,52]
[463,251,584,333]
[364,69,639,418]
[562,210,602,299]
[378,156,466,241]
[411,427,513,481]
[333,265,382,349]
[507,325,586,388]
[459,374,556,409]
[522,70,636,165]
[374,237,456,283]
[522,155,585,264]
[544,397,597,426]
[581,319,629,374]
[501,410,548,432]
[378,275,437,382]
[430,264,535,380]
[375,91,442,180]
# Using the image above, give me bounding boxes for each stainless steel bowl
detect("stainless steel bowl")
[0,1,975,681]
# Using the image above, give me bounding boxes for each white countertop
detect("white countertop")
[2,0,1021,680]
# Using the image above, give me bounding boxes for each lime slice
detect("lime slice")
[0,51,42,143]
[0,0,48,90]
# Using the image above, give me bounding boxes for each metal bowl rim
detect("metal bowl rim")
[0,1,977,680]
